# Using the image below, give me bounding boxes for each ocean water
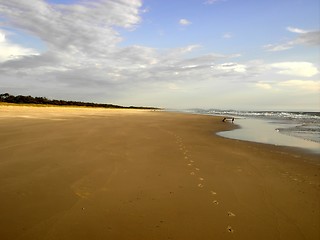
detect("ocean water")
[180,109,320,154]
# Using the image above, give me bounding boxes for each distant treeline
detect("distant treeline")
[0,93,159,110]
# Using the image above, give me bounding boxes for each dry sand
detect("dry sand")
[0,106,319,240]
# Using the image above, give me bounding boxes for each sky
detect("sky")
[0,0,319,110]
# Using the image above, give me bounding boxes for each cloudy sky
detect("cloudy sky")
[0,0,319,110]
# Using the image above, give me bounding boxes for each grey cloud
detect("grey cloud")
[0,0,144,78]
[0,52,61,69]
[176,54,226,67]
[0,0,141,56]
[0,0,255,104]
[264,29,320,52]
[295,31,320,46]
[113,45,159,66]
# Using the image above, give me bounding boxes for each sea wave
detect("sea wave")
[180,109,320,144]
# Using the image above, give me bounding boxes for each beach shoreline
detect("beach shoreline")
[0,106,319,240]
[217,117,320,155]
[175,108,320,154]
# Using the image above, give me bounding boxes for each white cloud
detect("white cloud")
[179,19,192,26]
[263,43,292,52]
[0,30,39,62]
[264,27,320,51]
[256,82,272,90]
[222,32,232,39]
[270,62,319,77]
[286,27,307,34]
[167,45,201,56]
[167,83,184,91]
[0,1,317,110]
[204,0,224,5]
[255,79,320,92]
[214,62,247,73]
[278,80,320,92]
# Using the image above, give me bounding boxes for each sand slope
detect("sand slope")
[0,106,319,240]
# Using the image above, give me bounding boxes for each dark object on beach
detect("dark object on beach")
[222,117,235,123]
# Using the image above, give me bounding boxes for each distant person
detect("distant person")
[222,117,235,123]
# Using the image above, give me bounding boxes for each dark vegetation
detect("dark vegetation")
[0,93,159,110]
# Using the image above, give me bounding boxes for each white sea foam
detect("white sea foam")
[174,109,320,154]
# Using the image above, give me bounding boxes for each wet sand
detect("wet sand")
[218,118,320,154]
[0,106,319,240]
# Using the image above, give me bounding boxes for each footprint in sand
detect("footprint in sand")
[227,226,234,233]
[189,160,194,163]
[198,183,204,188]
[195,168,200,171]
[210,191,217,195]
[187,163,192,166]
[228,211,236,217]
[184,156,188,159]
[190,172,195,175]
[199,177,204,181]
[212,200,219,205]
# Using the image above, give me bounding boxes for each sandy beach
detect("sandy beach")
[0,106,319,240]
